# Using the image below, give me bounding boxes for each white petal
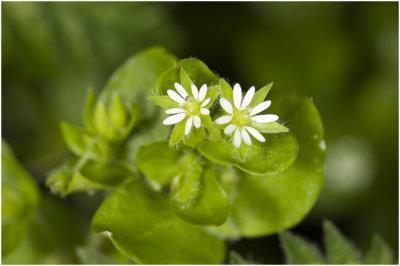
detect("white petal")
[240,86,255,110]
[245,126,265,142]
[233,83,242,110]
[252,114,279,123]
[198,84,208,101]
[200,108,210,115]
[233,128,242,148]
[185,116,193,135]
[191,84,199,101]
[216,115,232,125]
[201,98,210,107]
[224,124,236,135]
[174,82,188,99]
[163,113,186,125]
[220,98,233,114]
[250,101,271,116]
[167,90,185,104]
[165,108,186,114]
[193,115,201,128]
[241,128,252,146]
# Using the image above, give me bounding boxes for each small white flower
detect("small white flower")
[163,82,210,135]
[217,83,279,148]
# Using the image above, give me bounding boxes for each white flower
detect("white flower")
[163,82,210,135]
[216,83,279,148]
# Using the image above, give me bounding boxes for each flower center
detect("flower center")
[232,110,249,127]
[185,99,201,116]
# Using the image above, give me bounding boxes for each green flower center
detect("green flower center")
[185,100,201,116]
[232,110,249,127]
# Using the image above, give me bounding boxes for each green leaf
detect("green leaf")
[156,58,219,96]
[324,220,361,264]
[229,251,253,264]
[94,102,115,139]
[91,179,226,264]
[252,122,289,133]
[136,141,183,185]
[249,82,273,107]
[279,231,324,264]
[109,93,127,127]
[169,118,187,146]
[83,89,97,133]
[100,46,178,121]
[171,165,230,226]
[364,234,393,264]
[60,122,88,156]
[197,132,298,175]
[2,140,40,257]
[147,95,178,109]
[219,78,233,102]
[180,68,195,97]
[231,94,325,236]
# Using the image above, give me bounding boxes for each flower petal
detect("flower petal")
[198,84,208,101]
[201,98,210,107]
[245,126,265,142]
[216,115,232,125]
[252,114,279,123]
[167,90,185,104]
[185,116,193,135]
[224,124,236,135]
[233,83,242,110]
[241,128,252,146]
[191,84,199,101]
[250,101,271,116]
[220,98,233,114]
[233,128,242,148]
[174,82,188,99]
[165,108,186,114]
[240,86,255,110]
[200,108,210,115]
[193,115,201,128]
[163,113,186,125]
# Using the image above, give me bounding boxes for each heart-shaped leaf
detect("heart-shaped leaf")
[91,180,226,264]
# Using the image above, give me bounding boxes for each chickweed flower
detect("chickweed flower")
[217,83,278,148]
[163,82,210,135]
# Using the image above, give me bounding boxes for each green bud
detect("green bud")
[94,102,117,140]
[110,93,127,127]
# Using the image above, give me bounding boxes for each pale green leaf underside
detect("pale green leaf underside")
[91,180,226,264]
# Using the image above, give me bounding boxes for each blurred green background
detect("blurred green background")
[2,2,398,264]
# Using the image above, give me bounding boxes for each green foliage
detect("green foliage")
[276,220,394,265]
[229,251,253,264]
[91,180,226,264]
[2,140,40,257]
[231,94,325,236]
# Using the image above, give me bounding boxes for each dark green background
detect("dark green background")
[2,2,398,263]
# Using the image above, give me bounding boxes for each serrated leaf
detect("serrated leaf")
[136,141,183,185]
[197,132,298,175]
[249,82,273,107]
[171,165,230,226]
[83,89,97,133]
[252,121,289,133]
[2,140,40,257]
[364,234,393,264]
[91,179,226,264]
[324,220,361,264]
[60,122,88,156]
[279,231,324,264]
[147,95,178,108]
[229,251,253,264]
[231,94,325,236]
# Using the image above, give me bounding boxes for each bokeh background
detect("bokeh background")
[2,2,398,263]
